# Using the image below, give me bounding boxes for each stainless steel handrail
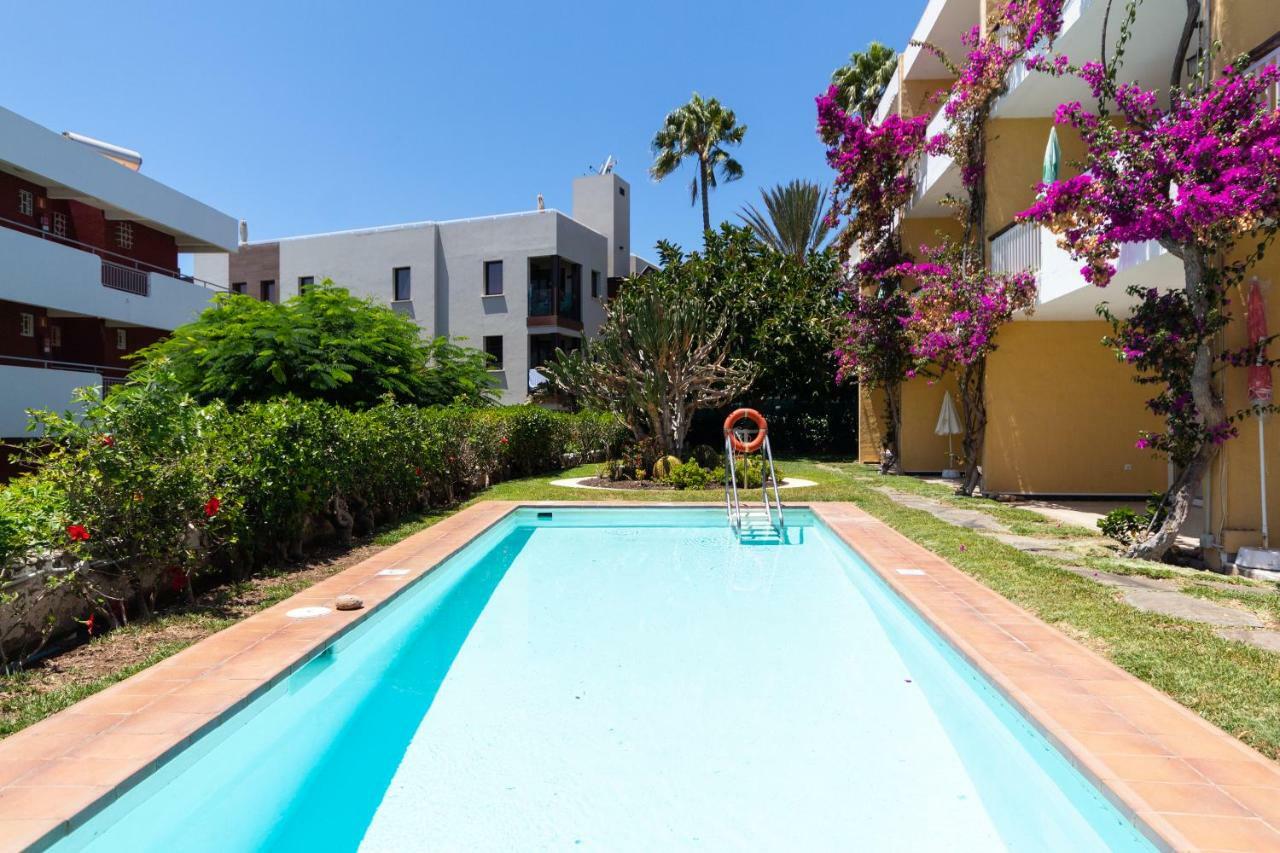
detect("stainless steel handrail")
[763,435,785,530]
[724,434,741,532]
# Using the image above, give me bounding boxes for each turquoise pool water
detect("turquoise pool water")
[53,508,1153,851]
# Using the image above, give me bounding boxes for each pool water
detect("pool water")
[54,508,1153,851]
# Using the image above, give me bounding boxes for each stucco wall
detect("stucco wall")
[984,118,1087,236]
[901,78,955,119]
[983,321,1167,495]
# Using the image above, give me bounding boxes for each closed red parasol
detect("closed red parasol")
[1248,279,1272,405]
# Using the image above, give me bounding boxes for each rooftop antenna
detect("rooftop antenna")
[598,155,615,175]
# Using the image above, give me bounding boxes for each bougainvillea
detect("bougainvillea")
[1018,17,1280,558]
[834,282,914,470]
[897,243,1037,493]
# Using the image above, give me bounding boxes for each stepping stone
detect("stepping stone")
[1118,587,1265,628]
[1216,628,1280,653]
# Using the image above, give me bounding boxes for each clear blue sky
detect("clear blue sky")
[1,0,920,260]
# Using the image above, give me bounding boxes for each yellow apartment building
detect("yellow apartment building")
[864,0,1280,555]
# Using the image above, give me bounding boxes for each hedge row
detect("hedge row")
[0,382,626,665]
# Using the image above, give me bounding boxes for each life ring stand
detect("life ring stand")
[724,408,768,454]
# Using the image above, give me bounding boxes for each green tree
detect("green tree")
[738,179,833,259]
[541,261,755,456]
[830,42,897,118]
[650,92,747,235]
[133,281,494,409]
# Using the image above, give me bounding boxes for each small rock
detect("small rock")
[335,594,364,611]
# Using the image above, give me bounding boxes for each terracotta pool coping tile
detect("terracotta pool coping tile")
[809,502,1280,850]
[1,500,1276,852]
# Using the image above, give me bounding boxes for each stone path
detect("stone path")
[871,483,1280,653]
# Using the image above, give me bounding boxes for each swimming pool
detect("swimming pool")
[52,507,1153,851]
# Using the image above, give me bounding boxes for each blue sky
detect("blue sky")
[1,0,920,260]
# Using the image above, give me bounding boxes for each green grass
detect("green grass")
[4,456,1280,759]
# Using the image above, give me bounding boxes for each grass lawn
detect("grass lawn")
[3,458,1280,761]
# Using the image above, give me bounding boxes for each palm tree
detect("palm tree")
[738,180,833,259]
[650,93,747,235]
[831,42,897,119]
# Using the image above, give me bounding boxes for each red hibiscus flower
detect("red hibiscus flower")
[203,497,221,518]
[66,524,90,542]
[99,434,114,447]
[499,437,509,445]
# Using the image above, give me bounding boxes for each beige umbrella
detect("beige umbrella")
[935,390,963,477]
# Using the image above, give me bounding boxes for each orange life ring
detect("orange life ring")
[724,408,768,454]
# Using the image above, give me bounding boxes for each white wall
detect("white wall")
[0,226,214,330]
[0,366,100,437]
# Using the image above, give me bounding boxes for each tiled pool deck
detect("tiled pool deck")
[0,501,1277,851]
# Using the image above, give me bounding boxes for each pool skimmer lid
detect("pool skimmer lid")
[376,569,411,577]
[896,568,927,576]
[286,606,332,619]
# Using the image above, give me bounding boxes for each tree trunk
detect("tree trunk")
[1126,246,1223,560]
[957,360,987,497]
[699,158,711,236]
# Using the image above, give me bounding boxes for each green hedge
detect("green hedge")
[0,383,625,664]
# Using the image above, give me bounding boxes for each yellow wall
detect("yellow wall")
[901,373,963,473]
[984,118,1087,237]
[1211,0,1278,65]
[901,217,964,257]
[1208,252,1280,549]
[858,385,887,463]
[983,322,1167,495]
[901,79,954,119]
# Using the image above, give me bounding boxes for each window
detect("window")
[17,189,33,216]
[591,270,601,299]
[393,267,411,301]
[619,186,626,197]
[298,276,314,294]
[116,328,127,350]
[19,313,34,338]
[115,221,134,250]
[483,335,504,369]
[49,325,62,348]
[484,260,503,296]
[231,281,247,295]
[261,280,275,302]
[52,211,67,237]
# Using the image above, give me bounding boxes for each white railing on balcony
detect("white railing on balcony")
[1250,46,1280,108]
[990,221,1042,278]
[101,260,149,296]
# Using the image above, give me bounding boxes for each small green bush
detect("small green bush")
[666,461,715,490]
[1098,494,1166,545]
[727,456,784,489]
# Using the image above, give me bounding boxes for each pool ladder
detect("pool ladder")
[724,433,785,543]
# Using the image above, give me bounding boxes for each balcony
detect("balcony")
[0,220,218,330]
[0,360,122,436]
[527,256,583,331]
[906,99,964,217]
[994,0,1185,118]
[990,220,1178,319]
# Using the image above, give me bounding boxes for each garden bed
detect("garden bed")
[552,476,816,492]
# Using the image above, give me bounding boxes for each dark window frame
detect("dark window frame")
[591,270,601,299]
[261,280,275,302]
[483,335,504,369]
[231,281,247,295]
[393,267,411,301]
[298,276,315,294]
[484,260,504,296]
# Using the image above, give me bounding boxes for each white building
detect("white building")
[195,172,654,404]
[0,106,238,445]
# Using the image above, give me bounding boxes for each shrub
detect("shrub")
[1097,495,1167,546]
[0,385,619,667]
[666,461,716,490]
[728,456,784,490]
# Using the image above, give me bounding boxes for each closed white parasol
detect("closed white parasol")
[935,390,963,478]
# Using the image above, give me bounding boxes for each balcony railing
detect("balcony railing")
[0,353,129,381]
[0,214,226,292]
[990,221,1041,278]
[101,260,149,296]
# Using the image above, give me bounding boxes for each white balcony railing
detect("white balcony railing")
[990,221,1041,278]
[101,260,149,296]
